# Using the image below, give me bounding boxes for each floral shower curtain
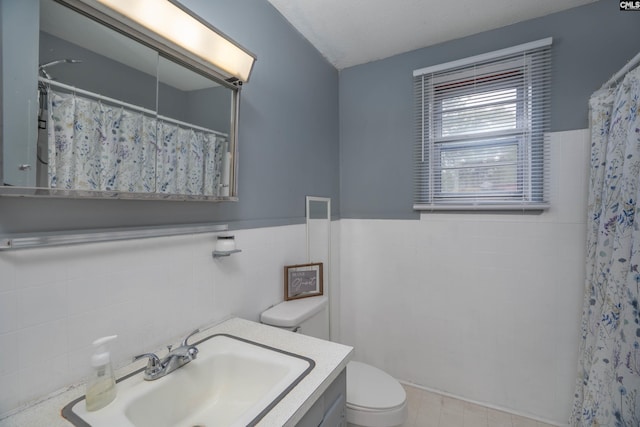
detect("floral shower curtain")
[156,121,228,196]
[47,90,227,196]
[571,65,640,426]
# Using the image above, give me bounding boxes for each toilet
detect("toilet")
[260,297,408,427]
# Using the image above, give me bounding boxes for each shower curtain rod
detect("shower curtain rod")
[601,51,640,89]
[38,77,229,138]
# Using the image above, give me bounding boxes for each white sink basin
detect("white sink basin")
[63,334,314,427]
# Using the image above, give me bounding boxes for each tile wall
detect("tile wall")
[0,224,306,418]
[339,130,590,425]
[0,128,590,426]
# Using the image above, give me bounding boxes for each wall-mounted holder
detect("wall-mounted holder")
[212,235,241,258]
[212,249,242,258]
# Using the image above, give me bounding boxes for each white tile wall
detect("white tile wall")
[338,130,590,425]
[0,129,590,424]
[0,224,307,418]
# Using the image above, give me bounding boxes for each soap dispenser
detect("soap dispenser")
[85,335,117,411]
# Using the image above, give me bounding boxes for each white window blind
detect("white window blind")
[413,38,552,211]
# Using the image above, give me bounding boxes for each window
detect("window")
[413,38,552,210]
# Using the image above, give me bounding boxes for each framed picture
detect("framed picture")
[284,262,323,301]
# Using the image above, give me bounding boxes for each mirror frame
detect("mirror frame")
[0,0,251,202]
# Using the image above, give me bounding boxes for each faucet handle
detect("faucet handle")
[133,353,162,374]
[133,353,165,380]
[187,346,199,360]
[181,328,200,346]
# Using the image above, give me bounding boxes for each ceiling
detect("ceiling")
[266,0,597,69]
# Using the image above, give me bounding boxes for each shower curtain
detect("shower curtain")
[47,90,227,196]
[571,65,640,426]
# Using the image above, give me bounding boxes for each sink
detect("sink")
[62,334,315,427]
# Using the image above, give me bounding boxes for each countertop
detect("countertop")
[0,317,353,427]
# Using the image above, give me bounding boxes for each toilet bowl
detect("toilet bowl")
[260,297,407,427]
[346,361,407,427]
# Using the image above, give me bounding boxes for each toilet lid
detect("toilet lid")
[260,296,328,327]
[346,361,406,410]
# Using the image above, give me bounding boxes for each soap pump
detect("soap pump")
[85,335,117,411]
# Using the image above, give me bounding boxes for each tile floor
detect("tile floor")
[401,385,558,427]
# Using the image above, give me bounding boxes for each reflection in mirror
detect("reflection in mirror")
[157,57,233,196]
[1,0,40,187]
[0,0,244,200]
[38,0,159,191]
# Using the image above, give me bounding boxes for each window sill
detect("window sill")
[413,203,550,212]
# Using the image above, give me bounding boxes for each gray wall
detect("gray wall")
[339,0,640,219]
[40,32,231,134]
[2,0,638,233]
[2,0,39,187]
[40,32,157,112]
[185,86,232,134]
[0,0,340,234]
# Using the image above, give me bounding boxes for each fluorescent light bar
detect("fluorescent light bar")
[92,0,255,82]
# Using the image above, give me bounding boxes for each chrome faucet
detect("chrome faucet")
[133,329,200,381]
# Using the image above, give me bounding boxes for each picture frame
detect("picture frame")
[284,262,323,301]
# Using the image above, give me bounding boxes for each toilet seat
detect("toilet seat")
[346,401,408,427]
[347,401,407,412]
[347,361,406,410]
[346,361,407,427]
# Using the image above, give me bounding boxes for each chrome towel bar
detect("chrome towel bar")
[0,223,228,250]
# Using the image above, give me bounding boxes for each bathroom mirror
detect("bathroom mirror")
[0,0,252,201]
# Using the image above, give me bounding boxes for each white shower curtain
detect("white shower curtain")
[47,90,227,196]
[571,65,640,426]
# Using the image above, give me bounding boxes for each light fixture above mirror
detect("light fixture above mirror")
[77,0,256,84]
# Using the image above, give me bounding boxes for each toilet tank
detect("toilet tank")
[260,296,329,340]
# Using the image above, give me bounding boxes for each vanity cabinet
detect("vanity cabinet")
[296,369,346,427]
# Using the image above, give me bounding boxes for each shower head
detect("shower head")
[40,58,83,68]
[39,59,83,79]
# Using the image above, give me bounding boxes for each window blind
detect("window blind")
[413,38,552,211]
